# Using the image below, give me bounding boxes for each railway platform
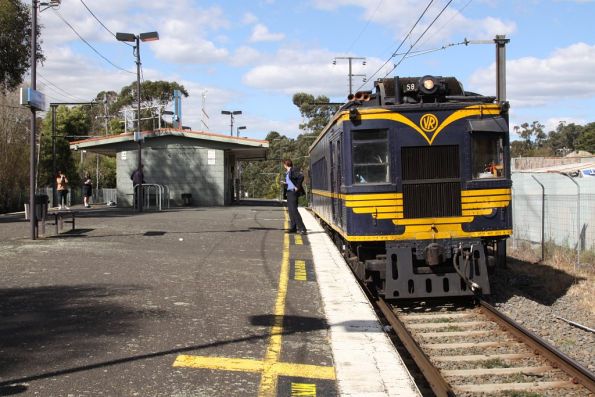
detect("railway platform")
[0,203,419,396]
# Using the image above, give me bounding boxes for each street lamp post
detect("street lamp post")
[221,110,242,136]
[236,126,246,137]
[116,31,159,212]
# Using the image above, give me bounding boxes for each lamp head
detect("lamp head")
[116,32,136,42]
[139,31,159,42]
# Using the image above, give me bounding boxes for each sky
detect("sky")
[32,0,595,140]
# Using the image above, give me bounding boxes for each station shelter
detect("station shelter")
[70,128,269,207]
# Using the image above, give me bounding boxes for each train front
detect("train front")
[340,76,512,299]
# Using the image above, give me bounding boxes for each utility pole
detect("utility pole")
[333,56,366,95]
[29,0,38,240]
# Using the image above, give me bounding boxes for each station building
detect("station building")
[70,128,269,207]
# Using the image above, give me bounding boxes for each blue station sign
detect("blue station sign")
[20,87,46,111]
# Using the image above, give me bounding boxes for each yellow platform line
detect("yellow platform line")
[294,235,303,245]
[173,210,335,396]
[173,355,334,380]
[295,260,307,281]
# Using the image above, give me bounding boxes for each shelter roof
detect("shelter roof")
[69,128,269,160]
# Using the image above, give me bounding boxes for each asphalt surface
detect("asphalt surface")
[0,204,337,397]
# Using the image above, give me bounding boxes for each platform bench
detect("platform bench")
[41,210,76,235]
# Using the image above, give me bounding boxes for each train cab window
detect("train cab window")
[352,130,389,184]
[472,133,505,179]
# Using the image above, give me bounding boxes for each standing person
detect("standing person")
[56,170,69,210]
[130,164,145,210]
[282,159,306,235]
[82,172,93,208]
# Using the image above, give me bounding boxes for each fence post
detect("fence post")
[531,175,545,262]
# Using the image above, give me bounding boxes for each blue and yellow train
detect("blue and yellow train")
[309,75,511,299]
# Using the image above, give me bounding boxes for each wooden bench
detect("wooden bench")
[40,210,76,236]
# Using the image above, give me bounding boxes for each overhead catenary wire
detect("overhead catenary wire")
[414,0,473,50]
[52,9,135,74]
[357,0,436,91]
[381,0,454,80]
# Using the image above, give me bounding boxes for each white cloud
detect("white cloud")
[243,47,390,97]
[249,24,285,43]
[230,46,262,67]
[469,42,595,107]
[311,1,515,46]
[242,12,259,25]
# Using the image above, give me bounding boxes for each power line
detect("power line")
[359,0,435,91]
[382,0,454,79]
[52,9,135,74]
[79,0,133,47]
[38,73,88,102]
[415,0,473,50]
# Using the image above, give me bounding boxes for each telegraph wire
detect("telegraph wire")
[52,9,135,74]
[382,0,454,79]
[357,0,435,91]
[38,73,88,102]
[79,0,133,47]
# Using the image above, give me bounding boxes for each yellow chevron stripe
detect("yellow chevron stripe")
[346,199,403,208]
[461,195,511,203]
[353,206,403,213]
[375,213,404,219]
[462,201,509,209]
[393,216,474,226]
[462,209,494,216]
[462,188,511,197]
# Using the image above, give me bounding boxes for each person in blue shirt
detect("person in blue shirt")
[283,159,306,235]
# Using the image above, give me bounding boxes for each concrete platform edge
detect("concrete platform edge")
[300,208,421,397]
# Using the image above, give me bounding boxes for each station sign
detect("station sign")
[20,88,46,111]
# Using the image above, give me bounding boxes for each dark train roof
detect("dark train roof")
[341,75,496,109]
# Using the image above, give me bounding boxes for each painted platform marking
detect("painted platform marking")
[172,211,335,396]
[294,235,303,245]
[294,260,307,281]
[291,382,316,396]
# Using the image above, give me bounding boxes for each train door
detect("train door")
[329,140,336,223]
[334,139,343,228]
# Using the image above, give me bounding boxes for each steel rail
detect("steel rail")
[375,297,455,397]
[478,299,595,393]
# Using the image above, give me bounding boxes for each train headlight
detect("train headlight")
[419,75,438,95]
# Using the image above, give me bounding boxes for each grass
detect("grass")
[507,240,595,317]
[481,358,511,368]
[504,392,543,397]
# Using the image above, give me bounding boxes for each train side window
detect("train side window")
[472,133,505,179]
[352,130,389,184]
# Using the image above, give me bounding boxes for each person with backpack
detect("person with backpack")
[282,159,306,235]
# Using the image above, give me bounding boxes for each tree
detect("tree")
[292,93,338,135]
[0,0,44,93]
[0,91,30,212]
[38,105,89,188]
[575,122,595,153]
[112,80,188,131]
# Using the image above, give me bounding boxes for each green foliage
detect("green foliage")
[38,105,89,188]
[0,91,30,212]
[292,92,339,135]
[575,122,595,153]
[511,120,595,157]
[0,0,44,92]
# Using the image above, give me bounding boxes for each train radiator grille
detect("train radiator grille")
[402,146,461,219]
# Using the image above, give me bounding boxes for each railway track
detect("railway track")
[373,296,595,396]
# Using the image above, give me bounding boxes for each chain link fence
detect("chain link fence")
[511,173,595,260]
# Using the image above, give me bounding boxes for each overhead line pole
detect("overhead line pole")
[333,56,366,95]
